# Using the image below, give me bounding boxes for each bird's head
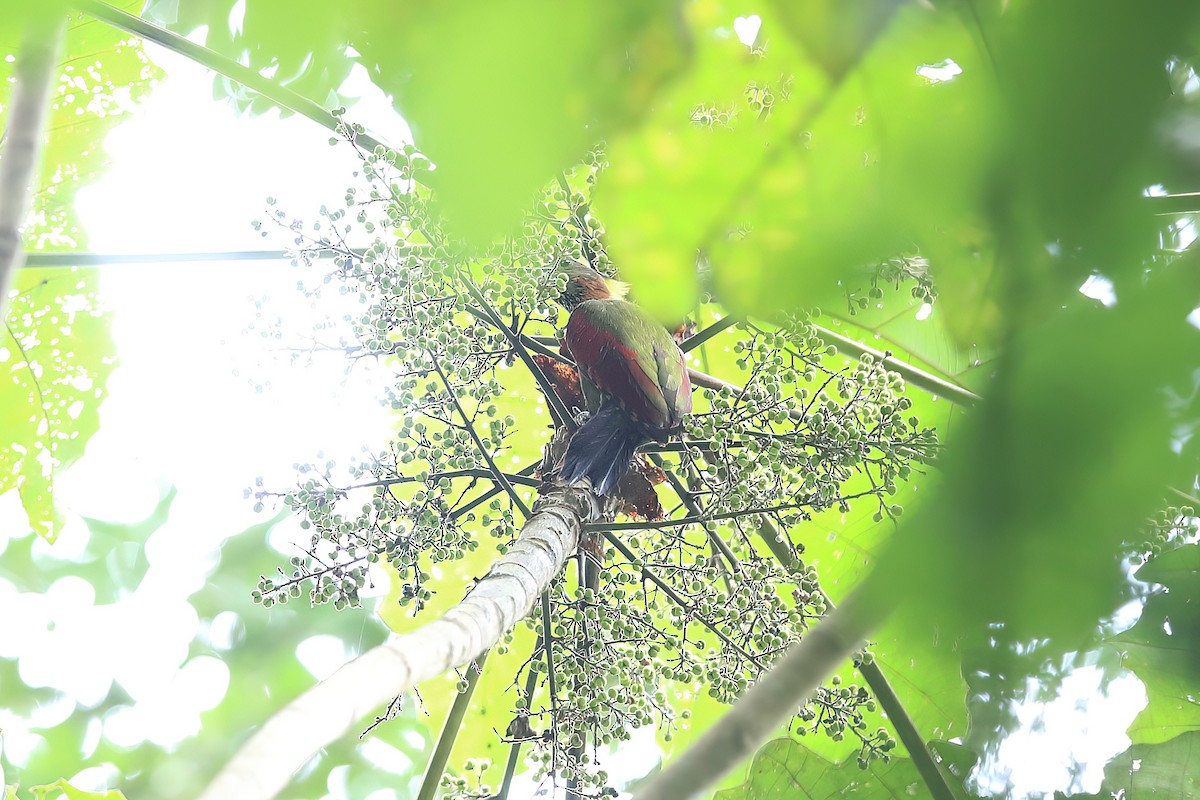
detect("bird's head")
[555,263,629,310]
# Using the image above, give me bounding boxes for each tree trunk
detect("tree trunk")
[0,6,64,315]
[197,482,599,800]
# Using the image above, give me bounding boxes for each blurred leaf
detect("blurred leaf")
[352,0,690,244]
[713,6,999,328]
[0,271,115,540]
[143,0,357,118]
[996,0,1200,279]
[149,0,690,244]
[878,264,1200,678]
[768,0,905,81]
[13,780,127,800]
[1114,544,1200,744]
[1067,730,1200,800]
[712,737,924,800]
[931,730,1200,800]
[593,0,827,321]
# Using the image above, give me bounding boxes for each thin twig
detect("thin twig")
[430,353,531,518]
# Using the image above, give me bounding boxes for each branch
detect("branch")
[337,469,542,493]
[748,503,954,799]
[680,315,739,353]
[462,295,576,431]
[416,651,490,800]
[810,323,981,406]
[0,8,64,316]
[431,352,532,518]
[631,588,878,800]
[197,483,599,800]
[73,0,393,154]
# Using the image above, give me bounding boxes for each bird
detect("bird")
[555,263,692,496]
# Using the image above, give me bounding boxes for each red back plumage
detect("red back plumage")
[565,298,691,435]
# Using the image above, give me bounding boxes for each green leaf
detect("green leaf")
[353,0,690,244]
[995,0,1200,278]
[0,6,161,251]
[1069,730,1200,800]
[713,737,924,800]
[932,731,1200,800]
[877,265,1200,679]
[1113,544,1200,743]
[593,0,827,321]
[1,270,115,540]
[767,0,905,81]
[144,0,357,119]
[21,779,127,800]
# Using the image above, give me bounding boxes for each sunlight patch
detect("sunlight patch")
[734,15,762,47]
[917,58,963,84]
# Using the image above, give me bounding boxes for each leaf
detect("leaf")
[20,779,127,800]
[352,0,690,244]
[931,731,1200,800]
[877,264,1200,684]
[995,0,1200,278]
[712,737,924,800]
[0,5,161,251]
[767,0,905,82]
[1069,730,1200,800]
[1112,544,1200,744]
[820,278,995,395]
[144,0,357,119]
[593,0,826,321]
[0,271,115,540]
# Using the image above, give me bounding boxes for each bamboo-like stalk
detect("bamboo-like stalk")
[0,7,65,316]
[415,651,491,800]
[632,588,878,800]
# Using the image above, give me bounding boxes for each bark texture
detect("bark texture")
[198,483,599,800]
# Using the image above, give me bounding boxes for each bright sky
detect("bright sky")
[0,18,1177,800]
[0,39,409,797]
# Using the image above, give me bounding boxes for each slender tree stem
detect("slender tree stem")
[338,469,541,493]
[461,277,576,431]
[748,514,955,800]
[680,315,739,353]
[416,651,490,800]
[199,482,597,800]
[451,463,539,522]
[497,652,542,800]
[810,322,981,406]
[0,7,64,317]
[649,454,740,570]
[601,532,763,668]
[632,589,877,800]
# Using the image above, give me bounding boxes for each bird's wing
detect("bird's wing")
[566,299,688,430]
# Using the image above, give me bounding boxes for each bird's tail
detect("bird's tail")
[560,405,645,496]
